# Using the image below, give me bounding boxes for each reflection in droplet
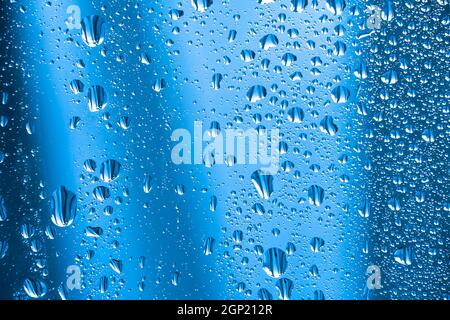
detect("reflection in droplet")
[262,247,287,278]
[247,85,267,103]
[87,85,107,112]
[81,15,106,47]
[100,159,121,183]
[191,0,213,12]
[23,278,47,298]
[51,186,77,228]
[275,278,293,300]
[251,170,274,200]
[308,185,324,206]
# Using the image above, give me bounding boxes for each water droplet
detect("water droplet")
[251,203,265,215]
[99,276,108,293]
[354,62,368,79]
[69,116,81,129]
[259,34,279,50]
[247,85,267,103]
[211,73,223,90]
[118,116,130,130]
[1,91,8,105]
[69,79,84,95]
[143,175,153,193]
[83,159,97,173]
[257,288,273,300]
[333,41,347,56]
[275,278,293,300]
[287,107,305,123]
[313,290,325,300]
[58,284,69,300]
[0,196,7,221]
[387,196,401,211]
[152,78,166,92]
[310,237,325,252]
[358,199,372,218]
[281,53,297,66]
[109,259,123,274]
[0,115,9,128]
[394,246,415,265]
[203,237,215,256]
[100,159,121,183]
[421,128,435,143]
[262,247,287,278]
[168,9,184,21]
[209,196,217,212]
[325,0,346,15]
[87,85,107,112]
[308,185,324,206]
[81,15,106,47]
[319,116,338,136]
[290,0,308,12]
[175,184,185,195]
[191,0,213,12]
[309,264,319,277]
[381,70,399,85]
[172,271,180,286]
[139,53,151,65]
[251,170,274,200]
[23,278,47,298]
[51,186,77,227]
[228,29,237,42]
[93,186,110,201]
[0,240,8,259]
[240,49,256,62]
[331,85,350,103]
[20,223,36,239]
[85,226,103,237]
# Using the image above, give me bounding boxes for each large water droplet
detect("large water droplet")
[275,278,293,300]
[290,0,308,12]
[331,85,350,103]
[50,186,77,228]
[81,15,106,47]
[211,73,223,90]
[83,159,97,173]
[251,170,274,200]
[87,85,107,112]
[247,85,267,103]
[308,185,324,206]
[325,0,346,15]
[23,278,47,298]
[262,247,287,278]
[319,116,338,136]
[100,159,121,183]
